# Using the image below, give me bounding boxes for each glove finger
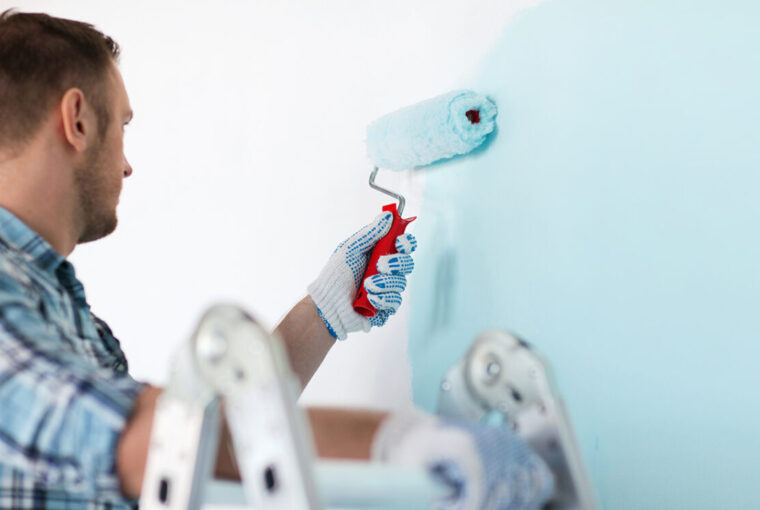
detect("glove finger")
[368,309,393,328]
[344,211,394,255]
[367,291,403,312]
[395,233,418,254]
[377,254,415,275]
[364,274,407,294]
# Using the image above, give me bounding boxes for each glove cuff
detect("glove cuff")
[370,409,439,462]
[308,276,369,341]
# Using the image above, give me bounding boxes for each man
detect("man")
[0,9,554,510]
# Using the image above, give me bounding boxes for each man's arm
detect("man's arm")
[277,215,418,387]
[115,385,161,497]
[116,386,386,498]
[274,296,335,388]
[307,407,387,459]
[214,407,387,480]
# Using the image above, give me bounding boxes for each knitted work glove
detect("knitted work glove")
[371,410,555,510]
[308,211,417,340]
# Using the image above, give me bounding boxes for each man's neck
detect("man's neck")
[0,132,80,257]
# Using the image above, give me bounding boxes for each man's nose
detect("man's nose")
[123,155,133,178]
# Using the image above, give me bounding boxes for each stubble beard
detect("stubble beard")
[75,142,120,244]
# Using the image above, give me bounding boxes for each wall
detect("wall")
[409,1,760,508]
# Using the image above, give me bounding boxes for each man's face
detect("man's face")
[76,64,133,244]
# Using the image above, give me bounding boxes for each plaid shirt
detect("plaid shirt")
[0,207,144,509]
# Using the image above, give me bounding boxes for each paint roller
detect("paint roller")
[353,90,498,317]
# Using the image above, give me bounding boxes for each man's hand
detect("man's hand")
[308,211,417,340]
[371,410,555,510]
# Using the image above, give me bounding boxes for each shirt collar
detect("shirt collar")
[0,206,66,276]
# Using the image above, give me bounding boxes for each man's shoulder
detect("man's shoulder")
[0,244,43,303]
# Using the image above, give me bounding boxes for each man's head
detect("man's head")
[0,9,133,246]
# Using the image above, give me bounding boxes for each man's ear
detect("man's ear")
[60,88,93,153]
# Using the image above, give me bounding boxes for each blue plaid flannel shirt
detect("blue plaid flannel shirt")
[0,207,144,509]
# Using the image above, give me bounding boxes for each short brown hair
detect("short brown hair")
[0,9,119,153]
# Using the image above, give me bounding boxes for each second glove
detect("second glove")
[371,409,555,510]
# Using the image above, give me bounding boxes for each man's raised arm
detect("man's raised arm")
[275,212,418,386]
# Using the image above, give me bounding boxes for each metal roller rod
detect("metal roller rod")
[369,166,406,216]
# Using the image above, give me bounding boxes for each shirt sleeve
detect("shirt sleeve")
[0,270,145,499]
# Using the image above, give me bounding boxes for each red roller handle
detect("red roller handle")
[353,203,416,317]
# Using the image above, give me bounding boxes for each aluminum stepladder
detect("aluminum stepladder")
[139,305,596,509]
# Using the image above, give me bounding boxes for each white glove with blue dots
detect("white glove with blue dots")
[372,410,555,510]
[308,211,417,340]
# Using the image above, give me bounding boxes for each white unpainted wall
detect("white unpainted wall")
[4,0,539,409]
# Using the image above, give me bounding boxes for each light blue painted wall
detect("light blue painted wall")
[408,1,760,508]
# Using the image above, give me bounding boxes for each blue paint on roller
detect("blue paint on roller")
[366,90,497,171]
